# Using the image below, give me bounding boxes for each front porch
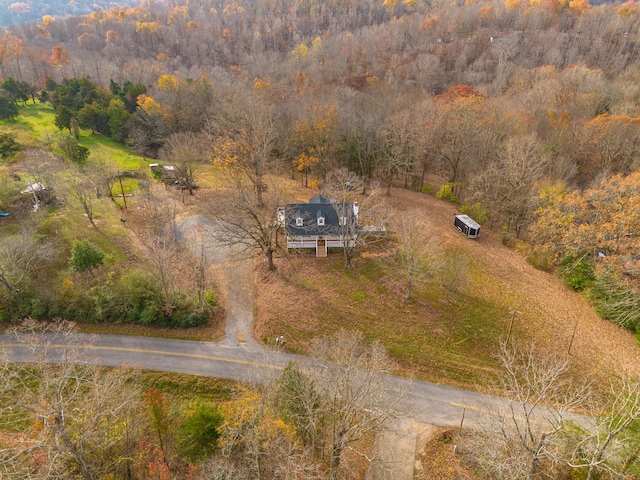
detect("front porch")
[286,235,350,257]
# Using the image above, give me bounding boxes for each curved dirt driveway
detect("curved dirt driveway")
[178,215,258,349]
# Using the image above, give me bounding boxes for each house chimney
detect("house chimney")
[353,201,359,217]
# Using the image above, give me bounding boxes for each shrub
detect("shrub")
[69,240,105,274]
[0,133,21,159]
[177,403,224,461]
[591,266,640,332]
[560,254,595,291]
[0,289,47,323]
[137,303,164,325]
[501,234,516,248]
[175,312,208,328]
[436,182,457,203]
[460,202,489,225]
[0,96,18,121]
[93,269,163,324]
[58,134,89,164]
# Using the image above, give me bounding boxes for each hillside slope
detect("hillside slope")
[392,187,640,375]
[255,186,640,389]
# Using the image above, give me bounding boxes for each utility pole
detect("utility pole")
[568,317,579,355]
[506,309,521,344]
[118,173,128,210]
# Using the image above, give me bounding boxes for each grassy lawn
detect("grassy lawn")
[4,102,147,170]
[254,253,509,388]
[81,134,148,171]
[6,102,60,147]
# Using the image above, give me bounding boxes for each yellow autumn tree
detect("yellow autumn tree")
[216,386,307,477]
[294,152,319,187]
[292,43,309,59]
[531,172,640,260]
[293,104,339,184]
[253,77,271,91]
[157,73,179,94]
[137,94,164,117]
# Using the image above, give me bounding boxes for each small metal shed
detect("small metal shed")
[454,214,481,239]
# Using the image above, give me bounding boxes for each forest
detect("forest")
[1,0,640,331]
[2,0,640,477]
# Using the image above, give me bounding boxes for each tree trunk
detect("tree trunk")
[344,250,353,267]
[256,182,264,207]
[529,435,546,480]
[529,453,540,480]
[420,160,428,192]
[621,442,640,474]
[329,442,344,479]
[267,249,276,271]
[57,426,95,480]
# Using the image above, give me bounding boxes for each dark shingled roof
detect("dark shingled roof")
[285,199,356,236]
[309,194,330,204]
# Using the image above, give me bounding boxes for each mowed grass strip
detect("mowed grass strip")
[6,102,147,171]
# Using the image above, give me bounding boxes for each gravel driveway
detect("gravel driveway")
[178,215,259,349]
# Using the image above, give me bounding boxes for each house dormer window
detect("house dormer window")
[340,216,347,226]
[317,209,325,226]
[296,217,304,227]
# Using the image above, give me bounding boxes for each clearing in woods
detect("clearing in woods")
[254,185,640,389]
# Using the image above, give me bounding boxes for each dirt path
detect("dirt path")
[178,215,258,348]
[387,187,640,376]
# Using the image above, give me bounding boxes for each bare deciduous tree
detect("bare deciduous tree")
[0,222,54,295]
[395,214,442,299]
[379,108,417,195]
[467,341,591,480]
[566,374,640,479]
[184,225,214,314]
[159,131,206,196]
[323,168,388,267]
[206,90,280,207]
[472,134,548,237]
[309,330,406,479]
[89,154,117,201]
[337,91,391,193]
[134,188,180,315]
[70,174,97,227]
[205,176,283,271]
[0,320,140,480]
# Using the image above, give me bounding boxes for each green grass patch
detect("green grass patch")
[111,177,138,197]
[140,371,235,402]
[10,103,149,173]
[349,289,368,303]
[80,134,148,171]
[5,102,60,147]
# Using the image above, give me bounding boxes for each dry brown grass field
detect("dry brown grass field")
[253,180,640,389]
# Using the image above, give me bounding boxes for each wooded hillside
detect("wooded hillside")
[2,0,640,331]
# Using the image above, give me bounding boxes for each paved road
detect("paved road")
[2,215,589,439]
[0,332,523,431]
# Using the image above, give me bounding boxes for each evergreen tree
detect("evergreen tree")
[69,240,104,274]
